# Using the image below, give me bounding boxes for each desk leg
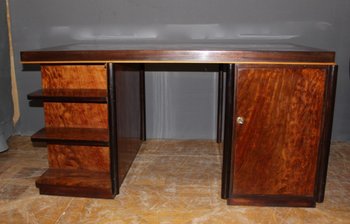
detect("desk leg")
[316,65,338,202]
[140,64,146,141]
[217,65,224,143]
[221,64,235,199]
[108,63,118,195]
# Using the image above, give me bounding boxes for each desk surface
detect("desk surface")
[21,42,335,64]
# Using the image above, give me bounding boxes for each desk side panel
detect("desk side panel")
[113,64,143,186]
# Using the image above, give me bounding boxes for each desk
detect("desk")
[21,42,337,207]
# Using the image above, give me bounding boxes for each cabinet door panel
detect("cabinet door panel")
[232,65,326,196]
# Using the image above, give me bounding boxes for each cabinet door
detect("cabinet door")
[230,65,327,206]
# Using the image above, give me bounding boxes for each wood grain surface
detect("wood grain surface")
[232,65,327,196]
[31,127,109,146]
[21,45,335,64]
[27,89,107,103]
[48,145,110,172]
[44,103,108,129]
[228,195,315,207]
[41,65,107,89]
[36,168,113,198]
[315,66,338,202]
[114,64,143,186]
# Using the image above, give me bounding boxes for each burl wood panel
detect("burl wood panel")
[36,168,113,198]
[114,64,143,186]
[44,103,108,128]
[232,65,326,196]
[48,145,110,172]
[41,65,107,89]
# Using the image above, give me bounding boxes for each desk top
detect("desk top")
[21,41,335,64]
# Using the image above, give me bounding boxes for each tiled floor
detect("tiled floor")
[0,136,349,224]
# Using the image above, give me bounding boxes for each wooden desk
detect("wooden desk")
[21,42,337,207]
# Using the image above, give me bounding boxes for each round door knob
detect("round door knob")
[236,116,244,125]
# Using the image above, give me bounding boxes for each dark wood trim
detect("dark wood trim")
[228,195,316,207]
[234,64,331,69]
[315,65,338,202]
[221,64,235,199]
[36,168,114,199]
[21,50,335,64]
[37,185,114,199]
[31,128,109,146]
[27,89,107,103]
[140,64,146,141]
[107,63,119,196]
[216,65,224,143]
[228,64,239,199]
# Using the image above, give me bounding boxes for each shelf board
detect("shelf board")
[36,168,114,198]
[31,127,109,146]
[27,89,107,103]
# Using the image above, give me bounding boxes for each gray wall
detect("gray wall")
[9,0,350,140]
[0,1,13,151]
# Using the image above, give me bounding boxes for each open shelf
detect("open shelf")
[31,127,109,146]
[27,89,107,103]
[36,168,114,198]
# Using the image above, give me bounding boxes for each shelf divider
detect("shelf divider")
[27,89,107,103]
[31,127,109,146]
